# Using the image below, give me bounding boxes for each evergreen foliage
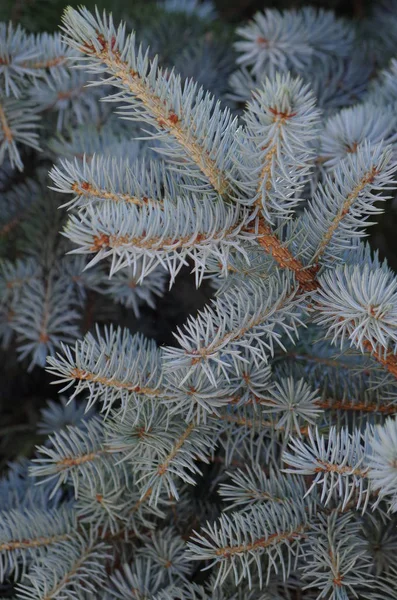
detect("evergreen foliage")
[2,1,397,598]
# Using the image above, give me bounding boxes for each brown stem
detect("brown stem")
[254,217,397,380]
[363,340,397,378]
[214,524,307,557]
[69,367,162,397]
[312,166,379,264]
[0,533,69,552]
[0,102,13,143]
[157,422,195,476]
[255,218,319,292]
[83,37,229,195]
[71,181,160,207]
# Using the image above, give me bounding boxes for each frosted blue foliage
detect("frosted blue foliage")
[206,243,277,289]
[218,466,309,511]
[319,104,397,168]
[230,6,375,114]
[11,272,81,369]
[47,122,142,162]
[233,73,320,222]
[163,273,303,384]
[309,51,372,112]
[234,8,354,77]
[135,419,219,506]
[0,459,63,512]
[50,154,184,210]
[315,263,397,355]
[283,426,371,510]
[104,400,178,462]
[64,195,253,284]
[109,558,173,600]
[153,582,223,600]
[61,7,239,197]
[367,418,397,510]
[0,257,41,304]
[15,531,110,600]
[0,179,39,234]
[227,66,259,106]
[187,500,310,588]
[73,460,161,537]
[300,513,374,599]
[57,254,102,303]
[173,39,235,99]
[31,32,75,82]
[47,325,164,413]
[136,527,192,586]
[2,3,397,599]
[0,94,41,170]
[259,377,321,438]
[97,263,167,316]
[0,506,76,580]
[163,367,239,423]
[367,58,397,106]
[31,69,106,131]
[0,23,40,97]
[31,417,121,498]
[37,396,95,435]
[303,143,397,268]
